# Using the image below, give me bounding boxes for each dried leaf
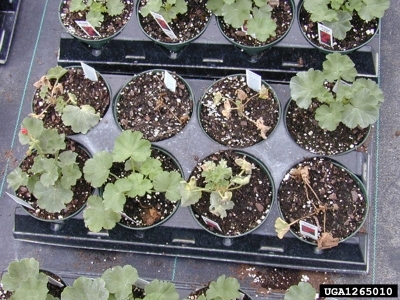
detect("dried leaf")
[255,118,270,139]
[258,85,269,99]
[33,76,50,89]
[52,83,64,95]
[275,217,291,239]
[317,232,339,249]
[222,100,232,119]
[235,89,247,101]
[290,166,310,184]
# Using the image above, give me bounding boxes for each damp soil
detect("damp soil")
[199,75,280,148]
[32,67,110,135]
[190,150,273,237]
[138,0,212,44]
[278,157,367,245]
[115,70,193,142]
[109,148,180,229]
[298,4,379,52]
[16,139,93,221]
[60,0,134,40]
[218,0,293,47]
[285,99,370,155]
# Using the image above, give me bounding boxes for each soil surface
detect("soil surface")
[199,75,280,148]
[111,148,180,229]
[190,150,273,237]
[138,0,212,44]
[298,4,379,52]
[16,139,93,221]
[32,67,110,135]
[218,0,293,47]
[278,157,367,246]
[285,99,370,155]
[115,70,193,142]
[60,0,134,40]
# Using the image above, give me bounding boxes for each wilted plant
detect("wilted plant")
[31,66,101,134]
[82,130,183,232]
[289,52,384,131]
[303,0,390,40]
[69,0,125,27]
[139,0,187,23]
[178,156,254,218]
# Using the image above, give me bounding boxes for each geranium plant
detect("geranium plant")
[69,0,125,27]
[206,0,279,42]
[139,0,187,23]
[82,130,183,232]
[7,117,84,214]
[289,52,384,131]
[303,0,390,40]
[186,275,244,300]
[178,157,254,218]
[31,66,101,134]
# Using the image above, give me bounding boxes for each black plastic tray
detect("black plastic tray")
[0,0,21,64]
[13,0,379,274]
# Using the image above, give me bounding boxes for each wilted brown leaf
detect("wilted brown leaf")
[222,100,232,119]
[317,232,339,249]
[255,117,270,139]
[235,89,247,101]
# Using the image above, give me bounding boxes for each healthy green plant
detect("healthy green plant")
[69,0,125,27]
[206,0,279,42]
[303,0,390,40]
[6,117,84,214]
[289,52,384,131]
[0,258,62,300]
[178,156,254,218]
[284,281,317,300]
[186,275,243,300]
[212,84,272,139]
[82,130,183,232]
[32,66,101,135]
[140,0,188,23]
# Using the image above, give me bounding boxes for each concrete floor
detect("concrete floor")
[0,0,399,299]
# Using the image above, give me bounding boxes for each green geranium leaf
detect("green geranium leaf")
[139,157,163,180]
[31,157,58,187]
[83,195,121,232]
[61,164,82,189]
[357,0,390,21]
[125,173,153,198]
[153,171,182,202]
[103,179,132,213]
[112,131,151,163]
[46,66,68,80]
[330,0,345,10]
[58,150,78,167]
[206,275,241,300]
[1,258,40,291]
[324,11,352,40]
[102,265,138,300]
[140,0,162,17]
[83,151,113,188]
[209,191,234,218]
[246,7,276,42]
[284,282,316,300]
[18,117,44,145]
[38,128,66,154]
[315,102,345,131]
[13,274,49,300]
[305,0,337,22]
[144,280,179,300]
[221,0,252,28]
[86,10,104,27]
[61,105,100,134]
[289,69,326,109]
[206,0,224,15]
[61,277,109,300]
[178,178,202,206]
[106,0,124,16]
[34,181,73,213]
[275,217,290,239]
[352,78,384,102]
[7,167,29,191]
[335,81,353,102]
[323,53,357,82]
[69,0,86,12]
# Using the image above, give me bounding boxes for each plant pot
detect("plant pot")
[216,0,295,60]
[297,0,380,53]
[113,69,194,142]
[136,0,212,55]
[14,139,93,230]
[32,66,111,136]
[284,98,371,155]
[198,74,280,148]
[40,269,68,299]
[277,157,368,249]
[189,149,275,238]
[116,145,183,230]
[59,0,134,51]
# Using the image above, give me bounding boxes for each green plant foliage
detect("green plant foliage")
[61,277,109,300]
[61,105,100,134]
[303,0,390,39]
[289,53,384,131]
[140,0,187,23]
[178,156,253,218]
[83,195,121,232]
[112,131,151,163]
[69,0,125,27]
[102,265,139,300]
[274,217,291,239]
[83,151,113,188]
[207,0,278,42]
[284,282,316,300]
[143,280,179,300]
[205,275,241,300]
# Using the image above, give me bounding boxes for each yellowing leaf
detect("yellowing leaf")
[275,217,291,239]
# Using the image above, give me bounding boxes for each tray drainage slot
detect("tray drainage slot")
[259,246,284,253]
[172,238,195,244]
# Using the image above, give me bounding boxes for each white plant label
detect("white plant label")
[6,192,34,210]
[150,11,178,40]
[80,62,98,82]
[201,216,222,232]
[299,220,319,240]
[164,71,176,92]
[75,20,101,38]
[246,69,262,92]
[318,23,333,47]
